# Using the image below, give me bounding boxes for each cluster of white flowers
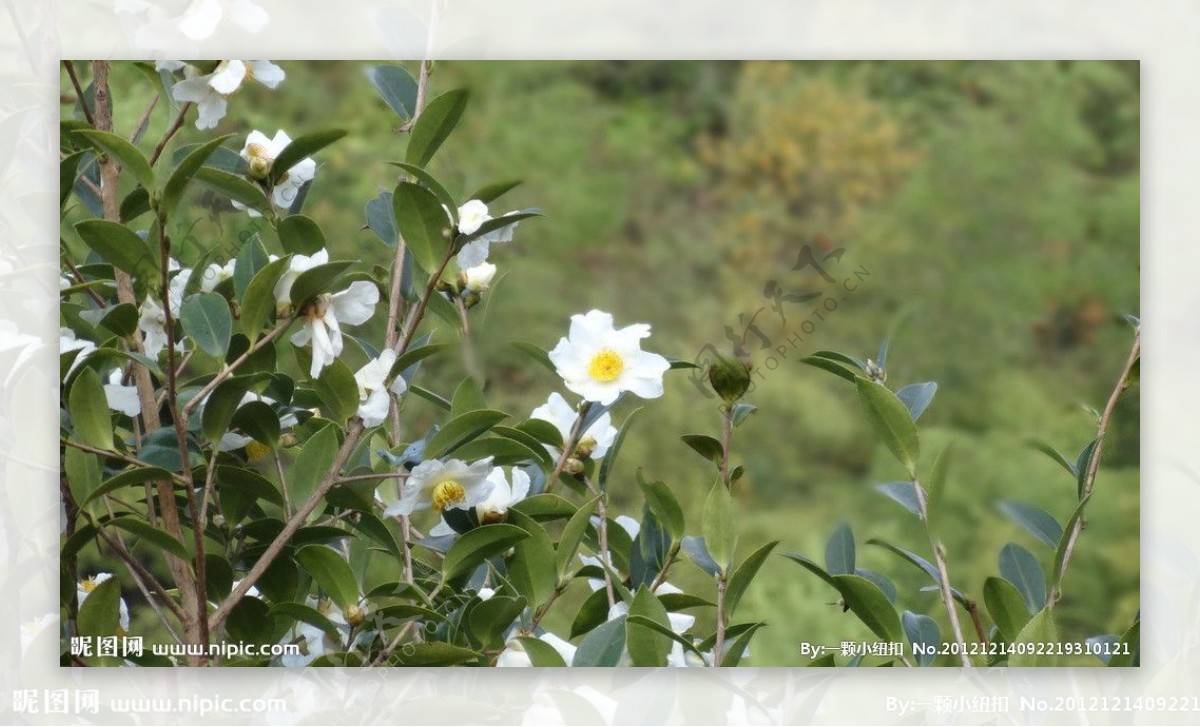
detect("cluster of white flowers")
[157,60,285,130]
[452,199,518,287]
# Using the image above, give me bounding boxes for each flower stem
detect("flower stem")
[546,403,591,492]
[714,576,728,667]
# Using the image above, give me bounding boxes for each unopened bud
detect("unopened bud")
[574,436,598,461]
[865,358,886,384]
[343,604,366,627]
[279,432,298,447]
[479,507,507,525]
[563,458,585,476]
[708,352,753,404]
[212,513,226,528]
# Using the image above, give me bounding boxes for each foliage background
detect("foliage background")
[70,60,1139,666]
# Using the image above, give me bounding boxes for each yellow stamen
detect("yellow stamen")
[245,441,271,461]
[432,480,467,511]
[587,349,625,382]
[80,578,97,593]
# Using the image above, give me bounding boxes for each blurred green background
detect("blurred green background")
[75,60,1139,666]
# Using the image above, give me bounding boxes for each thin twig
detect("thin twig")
[1052,330,1140,604]
[274,451,292,518]
[129,93,160,145]
[546,404,591,492]
[149,102,193,166]
[180,319,293,420]
[64,61,94,126]
[913,480,971,667]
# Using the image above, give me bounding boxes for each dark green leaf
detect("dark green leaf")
[194,166,271,216]
[312,356,358,422]
[180,292,233,358]
[701,480,736,573]
[572,613,626,667]
[824,522,856,575]
[278,215,326,256]
[998,500,1062,548]
[832,573,904,644]
[801,353,861,382]
[983,576,1030,643]
[294,545,360,610]
[366,65,418,120]
[506,510,558,608]
[725,541,778,615]
[389,162,457,217]
[74,219,157,282]
[450,377,487,418]
[1029,440,1077,477]
[598,407,641,492]
[392,181,452,275]
[231,400,280,449]
[161,134,233,217]
[288,261,355,308]
[511,341,555,372]
[201,374,260,443]
[998,542,1046,614]
[77,577,121,637]
[364,190,397,246]
[638,471,685,542]
[856,378,920,477]
[556,495,600,579]
[875,481,922,517]
[468,595,526,650]
[393,643,483,666]
[627,587,671,666]
[110,517,188,559]
[289,426,338,506]
[424,409,508,459]
[1050,493,1092,591]
[268,602,342,643]
[730,403,757,426]
[68,367,113,450]
[76,129,154,190]
[82,467,174,507]
[720,622,765,666]
[441,524,528,583]
[901,610,940,667]
[681,434,723,465]
[405,89,469,167]
[468,179,521,204]
[514,636,567,667]
[1010,607,1058,666]
[239,254,292,340]
[681,535,721,577]
[270,129,347,185]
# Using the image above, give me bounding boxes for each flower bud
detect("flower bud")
[343,603,366,627]
[245,143,273,180]
[708,352,753,404]
[563,458,585,476]
[461,262,497,293]
[479,507,507,525]
[574,435,598,461]
[865,358,886,384]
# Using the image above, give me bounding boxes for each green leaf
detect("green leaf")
[831,573,904,644]
[514,636,567,667]
[701,480,736,573]
[1050,493,1093,592]
[239,254,292,340]
[1029,440,1077,477]
[730,403,757,427]
[901,611,941,667]
[720,622,765,666]
[874,481,922,516]
[294,545,360,610]
[556,495,601,579]
[289,426,338,505]
[201,374,261,443]
[450,377,487,418]
[424,409,508,459]
[468,179,521,204]
[270,128,347,185]
[682,536,722,577]
[77,577,121,637]
[69,367,114,450]
[997,500,1063,548]
[724,540,778,615]
[97,303,138,338]
[180,292,233,358]
[390,342,455,381]
[392,181,452,275]
[82,466,174,507]
[405,89,469,167]
[455,211,540,245]
[161,134,233,217]
[468,595,527,650]
[64,447,101,509]
[205,554,234,601]
[288,261,355,308]
[393,643,483,667]
[983,576,1030,643]
[572,613,626,667]
[389,162,458,217]
[1107,619,1139,667]
[227,597,274,646]
[194,166,271,216]
[110,517,189,559]
[74,219,157,282]
[637,471,685,542]
[1074,439,1098,500]
[267,602,341,642]
[119,186,151,222]
[681,434,723,465]
[855,378,921,477]
[61,150,88,208]
[366,65,418,120]
[1009,607,1059,666]
[231,400,280,449]
[364,191,397,246]
[824,522,856,575]
[441,524,528,583]
[627,587,672,666]
[925,443,953,532]
[451,437,545,468]
[76,129,154,191]
[998,542,1046,615]
[598,407,641,492]
[312,357,359,422]
[801,353,862,382]
[510,341,555,373]
[865,538,939,584]
[277,215,327,256]
[506,510,558,608]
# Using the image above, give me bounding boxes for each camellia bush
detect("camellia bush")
[59,60,1139,667]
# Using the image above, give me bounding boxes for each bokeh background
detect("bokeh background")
[76,60,1140,666]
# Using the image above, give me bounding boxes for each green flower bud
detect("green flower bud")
[708,352,753,404]
[865,358,886,384]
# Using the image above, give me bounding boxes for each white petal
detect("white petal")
[308,320,334,378]
[356,388,390,427]
[194,94,228,130]
[208,60,247,95]
[330,281,379,326]
[455,239,490,269]
[540,632,577,664]
[615,515,640,539]
[289,325,312,347]
[171,76,214,104]
[104,381,142,416]
[178,0,223,40]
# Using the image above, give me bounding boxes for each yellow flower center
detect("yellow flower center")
[80,578,98,593]
[245,441,271,461]
[587,349,625,383]
[431,480,467,511]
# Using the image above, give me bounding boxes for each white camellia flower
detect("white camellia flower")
[137,262,191,357]
[385,457,495,518]
[60,327,96,374]
[496,631,577,667]
[171,61,284,130]
[530,392,618,460]
[452,199,521,268]
[77,573,131,633]
[104,370,141,416]
[429,467,530,535]
[200,259,237,292]
[290,281,380,379]
[353,349,407,427]
[548,310,671,406]
[273,248,327,312]
[579,515,641,592]
[236,129,316,215]
[461,261,497,293]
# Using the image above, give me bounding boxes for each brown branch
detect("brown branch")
[64,61,94,126]
[913,479,971,667]
[180,318,293,420]
[1052,330,1140,605]
[129,93,159,145]
[149,102,193,166]
[209,420,366,633]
